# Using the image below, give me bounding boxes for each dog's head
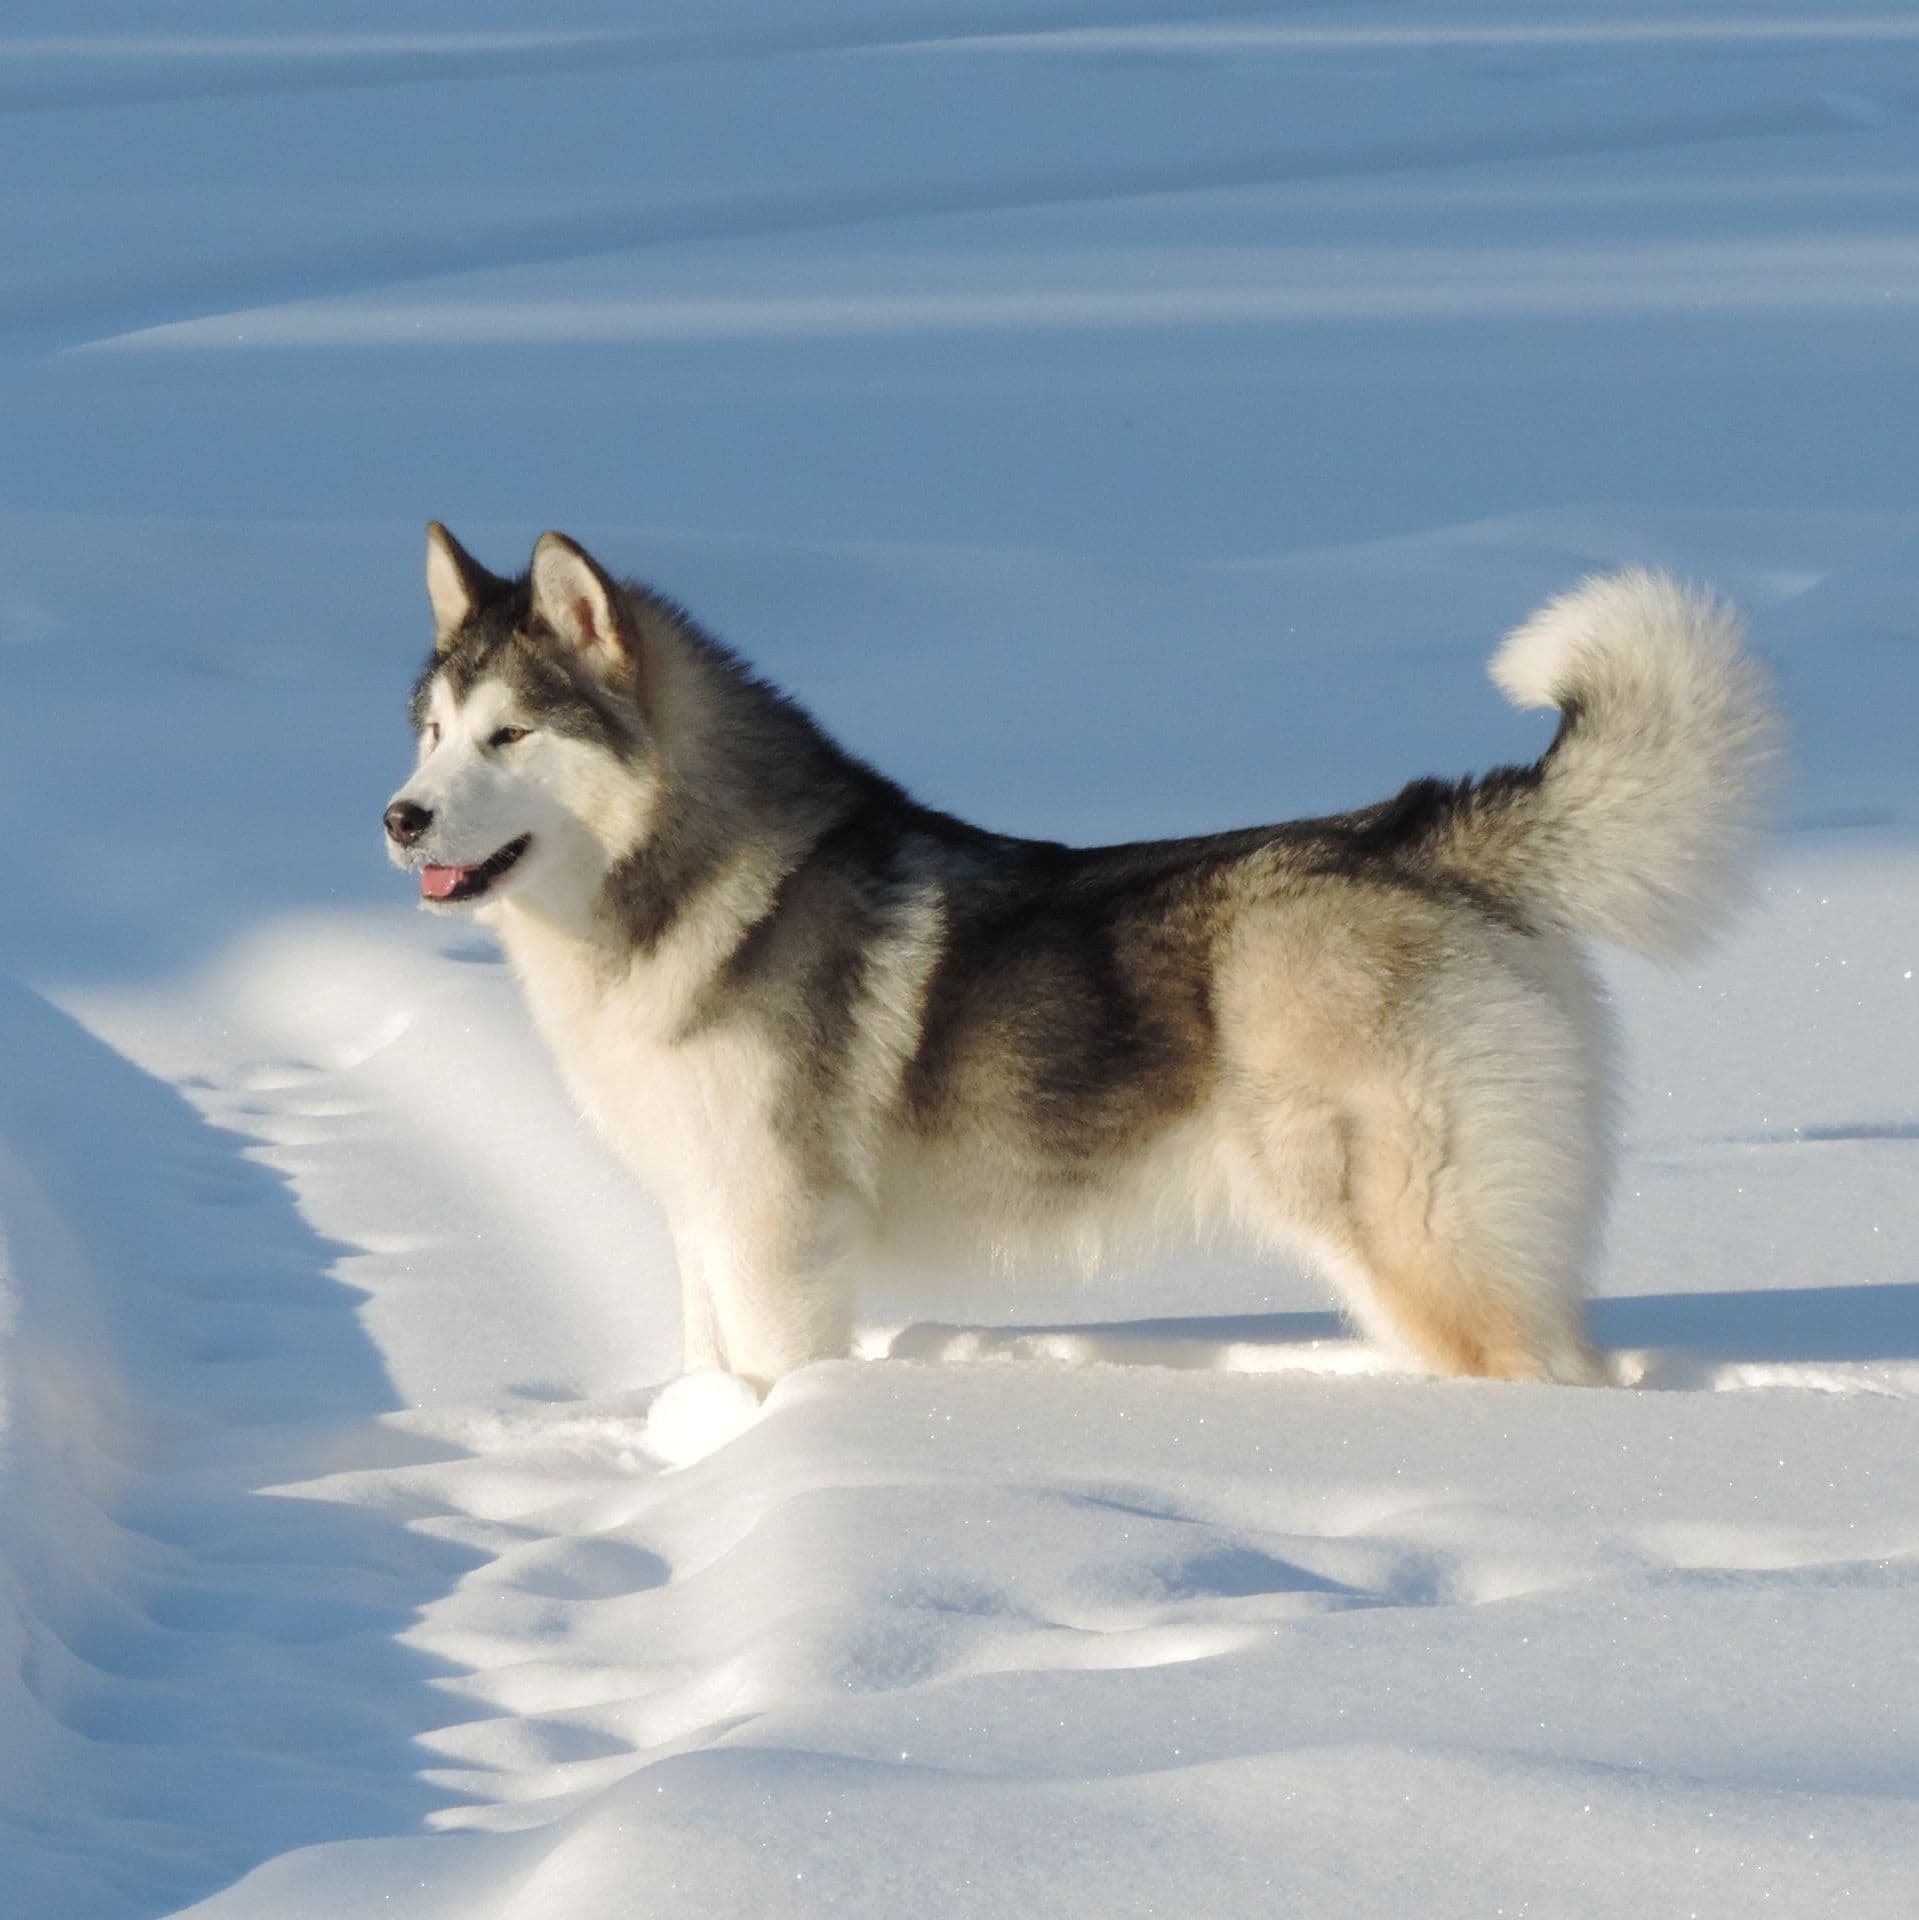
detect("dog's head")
[384,525,656,919]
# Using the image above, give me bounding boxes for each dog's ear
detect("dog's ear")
[425,522,505,648]
[529,531,635,672]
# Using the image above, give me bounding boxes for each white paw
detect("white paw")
[643,1370,764,1467]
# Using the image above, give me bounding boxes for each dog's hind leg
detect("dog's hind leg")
[1322,1085,1605,1384]
[1239,967,1609,1386]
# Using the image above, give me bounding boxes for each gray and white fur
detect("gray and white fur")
[385,528,1779,1393]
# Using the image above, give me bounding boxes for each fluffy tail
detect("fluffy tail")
[1431,570,1781,961]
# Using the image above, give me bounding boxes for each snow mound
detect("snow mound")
[644,1369,766,1467]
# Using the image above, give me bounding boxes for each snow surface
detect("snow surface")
[4,4,1919,1915]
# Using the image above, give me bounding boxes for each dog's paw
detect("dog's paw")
[643,1370,764,1467]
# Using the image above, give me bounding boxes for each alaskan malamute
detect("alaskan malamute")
[385,527,1776,1392]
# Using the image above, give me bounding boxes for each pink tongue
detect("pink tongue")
[419,865,473,900]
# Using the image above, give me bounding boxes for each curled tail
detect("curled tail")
[1431,570,1781,961]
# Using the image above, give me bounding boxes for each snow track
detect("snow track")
[0,985,473,1917]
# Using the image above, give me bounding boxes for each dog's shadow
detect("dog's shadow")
[880,1285,1919,1387]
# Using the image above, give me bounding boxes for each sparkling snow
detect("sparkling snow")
[3,5,1917,1916]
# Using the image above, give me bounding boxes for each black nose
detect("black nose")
[384,799,432,846]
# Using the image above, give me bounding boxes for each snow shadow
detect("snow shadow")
[0,980,485,1920]
[1593,1284,1919,1368]
[882,1309,1357,1375]
[885,1282,1919,1382]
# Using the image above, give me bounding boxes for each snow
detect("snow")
[3,4,1918,1914]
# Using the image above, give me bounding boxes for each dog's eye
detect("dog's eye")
[422,722,441,750]
[489,726,531,749]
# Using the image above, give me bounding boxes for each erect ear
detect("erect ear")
[529,531,635,671]
[425,522,506,649]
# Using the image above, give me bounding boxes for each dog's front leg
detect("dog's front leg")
[701,1187,863,1394]
[672,1238,725,1376]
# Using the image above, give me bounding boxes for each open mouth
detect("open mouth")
[419,834,531,904]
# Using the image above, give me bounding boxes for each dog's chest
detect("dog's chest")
[498,917,773,1210]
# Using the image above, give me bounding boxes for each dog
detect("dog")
[385,526,1777,1393]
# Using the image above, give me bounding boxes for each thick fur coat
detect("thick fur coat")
[385,530,1778,1392]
